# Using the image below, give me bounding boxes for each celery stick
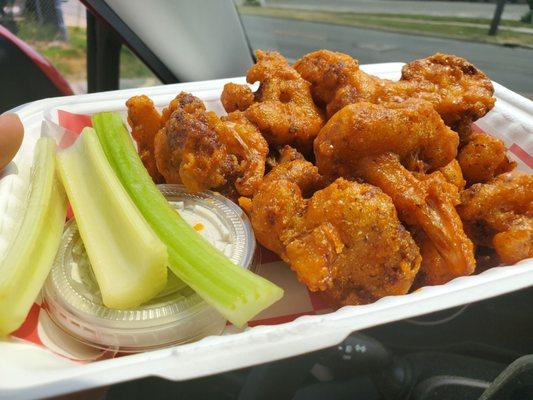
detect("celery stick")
[93,112,283,327]
[56,128,168,309]
[0,138,67,336]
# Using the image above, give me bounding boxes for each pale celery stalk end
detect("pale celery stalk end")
[56,127,168,310]
[219,283,284,328]
[0,137,67,336]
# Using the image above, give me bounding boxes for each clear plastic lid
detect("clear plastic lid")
[43,185,256,352]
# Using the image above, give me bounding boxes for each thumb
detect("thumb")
[0,113,24,171]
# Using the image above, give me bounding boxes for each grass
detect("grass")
[14,8,533,83]
[336,12,533,29]
[16,21,155,83]
[238,6,533,47]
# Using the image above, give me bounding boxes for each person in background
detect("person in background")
[0,0,17,32]
[53,0,68,41]
[0,0,15,16]
[24,0,68,41]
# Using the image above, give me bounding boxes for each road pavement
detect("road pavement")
[240,14,533,98]
[263,0,531,21]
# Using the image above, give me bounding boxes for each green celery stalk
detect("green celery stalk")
[92,112,283,327]
[0,138,67,336]
[56,127,168,309]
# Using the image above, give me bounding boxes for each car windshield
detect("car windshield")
[1,0,531,98]
[235,0,532,99]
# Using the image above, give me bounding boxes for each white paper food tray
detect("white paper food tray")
[0,63,532,400]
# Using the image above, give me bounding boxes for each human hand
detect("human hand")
[0,113,24,172]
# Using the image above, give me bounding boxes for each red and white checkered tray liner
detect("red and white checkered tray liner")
[0,63,531,400]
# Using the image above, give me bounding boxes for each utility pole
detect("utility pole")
[489,0,506,36]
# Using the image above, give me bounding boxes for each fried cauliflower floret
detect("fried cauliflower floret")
[247,160,421,306]
[413,231,456,287]
[314,100,474,285]
[457,132,516,186]
[154,92,268,197]
[400,53,495,140]
[458,172,533,264]
[221,50,325,153]
[161,91,205,122]
[438,159,466,191]
[357,154,476,285]
[220,111,269,197]
[246,160,322,256]
[265,145,307,171]
[315,99,459,178]
[155,101,233,191]
[293,50,361,109]
[126,95,164,183]
[153,92,208,183]
[220,82,254,112]
[277,145,306,164]
[294,50,494,140]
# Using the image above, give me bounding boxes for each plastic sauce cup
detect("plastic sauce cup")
[43,185,256,352]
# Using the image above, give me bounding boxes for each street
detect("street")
[263,0,530,21]
[240,14,533,98]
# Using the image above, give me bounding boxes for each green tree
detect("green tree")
[521,0,533,23]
